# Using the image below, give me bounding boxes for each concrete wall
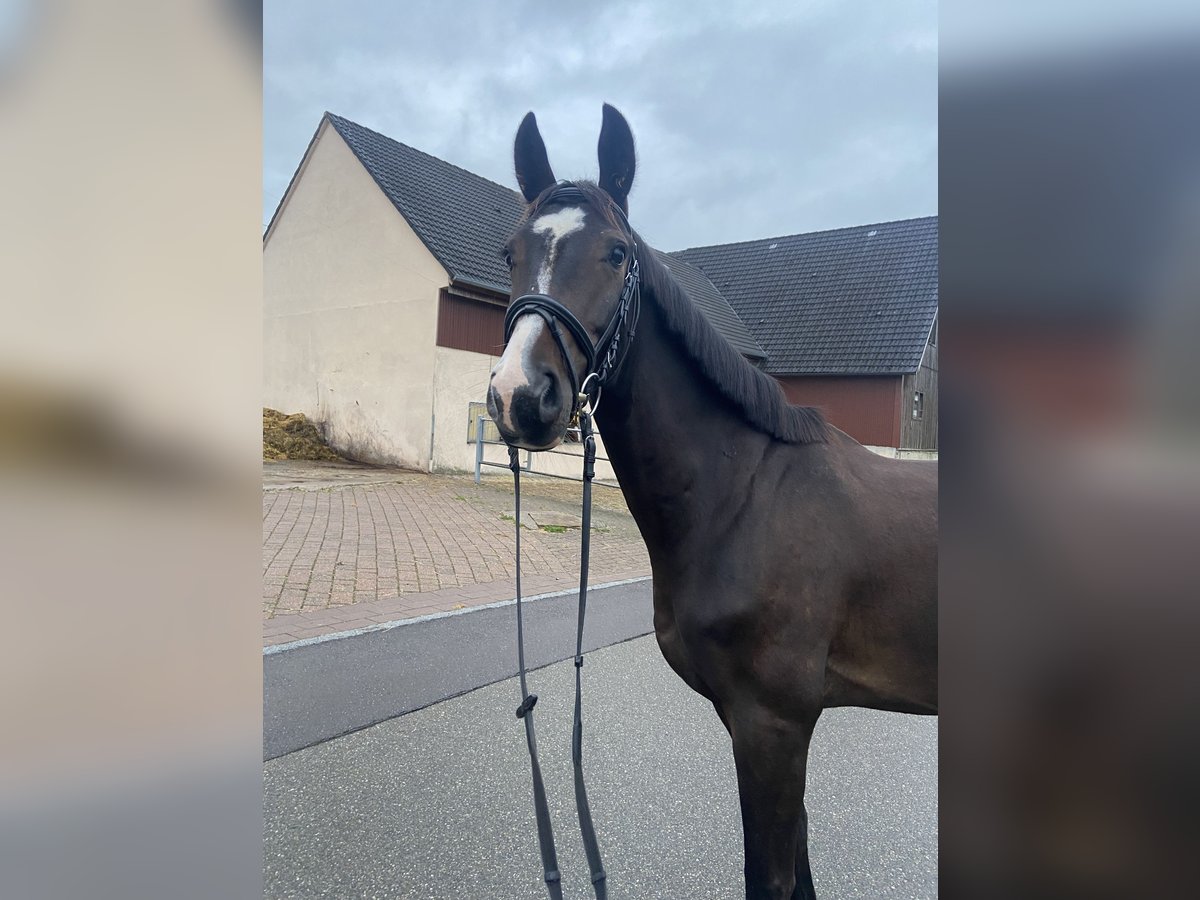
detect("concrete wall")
[431,346,493,472]
[263,120,448,468]
[431,345,618,481]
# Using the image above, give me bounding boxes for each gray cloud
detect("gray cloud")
[265,0,936,250]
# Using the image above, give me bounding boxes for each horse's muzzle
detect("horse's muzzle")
[487,371,568,450]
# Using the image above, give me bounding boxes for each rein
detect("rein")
[507,409,605,900]
[503,184,640,899]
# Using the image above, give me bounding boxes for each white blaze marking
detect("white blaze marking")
[490,315,545,429]
[531,207,586,294]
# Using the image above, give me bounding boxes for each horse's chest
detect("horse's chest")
[652,596,713,699]
[652,582,744,702]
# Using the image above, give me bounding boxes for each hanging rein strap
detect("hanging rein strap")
[507,417,608,900]
[571,409,607,897]
[508,446,563,900]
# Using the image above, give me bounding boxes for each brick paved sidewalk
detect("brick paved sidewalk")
[263,461,650,646]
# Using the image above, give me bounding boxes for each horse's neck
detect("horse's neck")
[595,301,768,555]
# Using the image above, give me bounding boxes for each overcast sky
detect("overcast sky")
[264,1,936,251]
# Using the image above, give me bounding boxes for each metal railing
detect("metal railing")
[473,415,620,488]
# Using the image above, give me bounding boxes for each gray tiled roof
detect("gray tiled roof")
[323,113,764,359]
[673,216,938,376]
[327,112,522,294]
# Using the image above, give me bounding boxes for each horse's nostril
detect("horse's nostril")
[536,373,562,425]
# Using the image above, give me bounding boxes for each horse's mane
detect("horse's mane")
[638,246,828,444]
[533,182,827,444]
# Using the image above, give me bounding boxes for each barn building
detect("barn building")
[265,112,938,471]
[673,217,939,451]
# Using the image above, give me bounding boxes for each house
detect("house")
[265,112,937,470]
[674,217,939,451]
[264,112,763,473]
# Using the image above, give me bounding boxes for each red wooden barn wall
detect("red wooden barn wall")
[775,376,902,447]
[436,291,507,357]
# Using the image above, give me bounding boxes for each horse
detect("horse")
[486,103,938,900]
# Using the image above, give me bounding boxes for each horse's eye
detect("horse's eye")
[609,245,627,267]
[502,250,515,270]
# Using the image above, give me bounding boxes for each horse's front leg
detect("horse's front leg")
[730,705,818,900]
[792,803,815,900]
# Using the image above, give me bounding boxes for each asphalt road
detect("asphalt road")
[264,579,655,760]
[264,599,938,899]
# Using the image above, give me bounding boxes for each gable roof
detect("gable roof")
[673,216,938,376]
[326,112,523,295]
[316,112,763,359]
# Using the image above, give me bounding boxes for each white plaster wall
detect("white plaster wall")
[431,345,494,473]
[263,121,447,468]
[432,345,618,481]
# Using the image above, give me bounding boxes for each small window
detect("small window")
[913,391,924,420]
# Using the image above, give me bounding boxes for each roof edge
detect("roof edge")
[450,276,512,297]
[264,114,332,245]
[325,112,523,200]
[324,113,456,279]
[770,369,912,378]
[670,213,938,256]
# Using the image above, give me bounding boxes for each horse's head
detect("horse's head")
[487,104,639,450]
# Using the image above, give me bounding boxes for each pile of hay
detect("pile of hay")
[262,408,345,461]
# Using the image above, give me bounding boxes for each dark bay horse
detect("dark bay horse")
[487,104,937,900]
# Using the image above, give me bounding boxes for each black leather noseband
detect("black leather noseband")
[503,294,596,403]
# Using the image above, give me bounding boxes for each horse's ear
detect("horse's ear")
[597,103,635,213]
[514,112,556,204]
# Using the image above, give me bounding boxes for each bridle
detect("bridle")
[502,182,642,421]
[501,182,642,900]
